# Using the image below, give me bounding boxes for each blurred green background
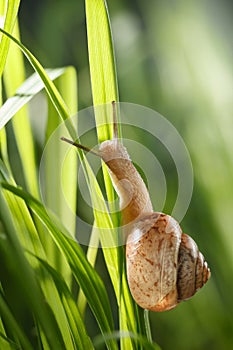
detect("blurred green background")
[17,0,233,349]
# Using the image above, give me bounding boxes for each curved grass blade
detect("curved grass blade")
[0,320,12,350]
[0,65,67,129]
[0,24,118,321]
[0,0,21,77]
[93,330,161,350]
[3,20,39,197]
[0,161,77,350]
[0,294,33,350]
[0,189,67,349]
[1,182,118,350]
[1,26,120,332]
[32,255,94,350]
[0,27,76,139]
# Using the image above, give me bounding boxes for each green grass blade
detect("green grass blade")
[0,28,120,347]
[0,189,67,349]
[0,27,76,139]
[3,20,38,197]
[45,66,77,236]
[0,159,46,258]
[85,1,140,348]
[85,0,118,140]
[85,0,119,283]
[2,21,73,199]
[85,5,120,261]
[0,1,18,180]
[0,294,33,350]
[93,330,161,350]
[0,128,10,171]
[0,0,21,77]
[34,256,94,350]
[0,311,16,350]
[45,66,78,281]
[60,137,119,282]
[0,68,66,129]
[85,2,144,348]
[0,162,77,350]
[77,224,99,315]
[76,152,119,269]
[2,182,118,350]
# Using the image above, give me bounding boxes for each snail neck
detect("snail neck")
[99,140,153,225]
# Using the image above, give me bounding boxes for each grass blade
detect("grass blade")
[0,67,68,129]
[2,182,118,350]
[85,1,142,348]
[45,66,78,281]
[0,27,76,139]
[0,29,119,348]
[0,294,33,350]
[85,0,120,283]
[85,0,118,137]
[3,20,38,197]
[0,161,77,350]
[45,66,78,235]
[0,0,21,77]
[0,188,67,349]
[34,255,94,350]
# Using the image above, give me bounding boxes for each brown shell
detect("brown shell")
[126,212,181,311]
[126,212,210,312]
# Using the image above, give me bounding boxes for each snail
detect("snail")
[61,102,210,312]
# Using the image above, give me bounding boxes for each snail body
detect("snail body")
[99,140,153,226]
[61,103,210,311]
[99,139,210,311]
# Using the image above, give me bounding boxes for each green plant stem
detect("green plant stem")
[144,310,152,343]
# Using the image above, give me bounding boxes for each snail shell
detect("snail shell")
[126,212,210,311]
